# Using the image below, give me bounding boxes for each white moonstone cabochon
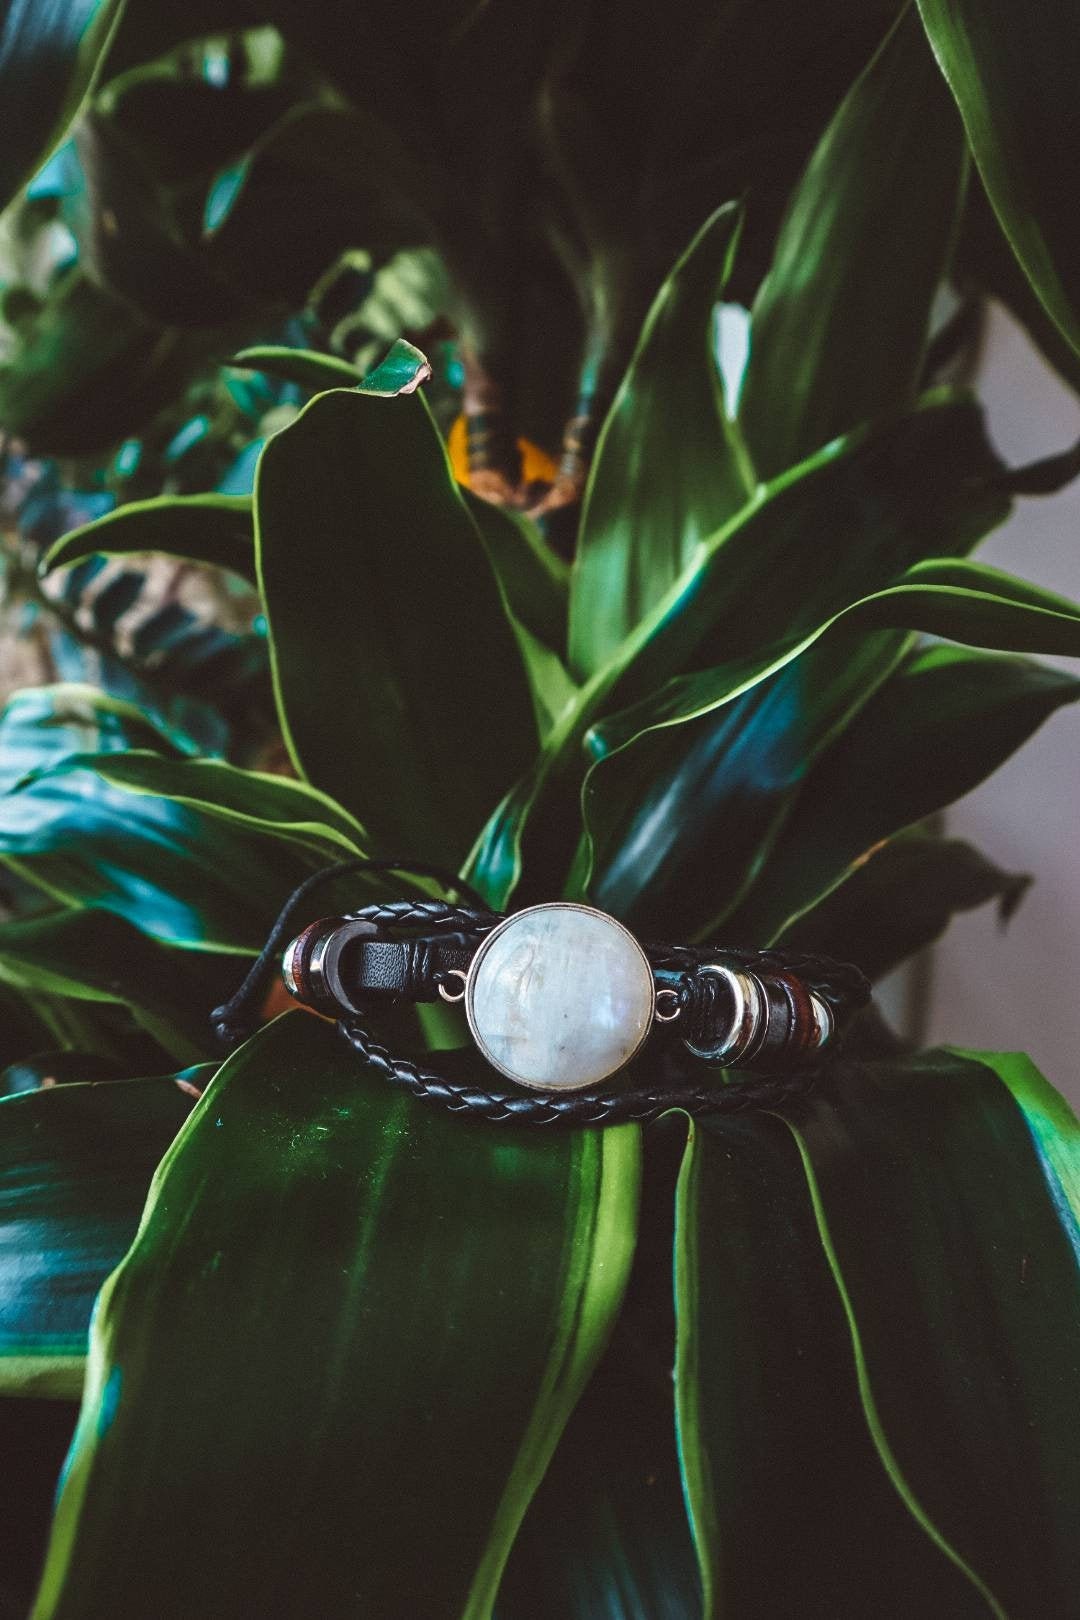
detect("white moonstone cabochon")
[466,904,655,1090]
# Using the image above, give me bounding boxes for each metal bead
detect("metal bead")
[281,918,343,1007]
[809,993,834,1050]
[281,916,378,1015]
[682,964,767,1064]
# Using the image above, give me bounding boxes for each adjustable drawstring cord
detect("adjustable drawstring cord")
[210,857,488,1049]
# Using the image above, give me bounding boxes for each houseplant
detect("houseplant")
[1,2,1079,1615]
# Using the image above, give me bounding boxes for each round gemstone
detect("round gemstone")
[465,903,655,1091]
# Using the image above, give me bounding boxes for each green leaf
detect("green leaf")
[355,337,433,397]
[33,1014,639,1619]
[200,102,429,311]
[740,7,966,477]
[0,1400,78,1619]
[255,388,537,864]
[41,495,256,583]
[0,692,329,949]
[675,1101,987,1617]
[67,750,368,858]
[475,395,1012,910]
[568,203,753,676]
[972,1049,1080,1240]
[584,625,905,934]
[0,267,200,456]
[462,493,569,658]
[576,569,1080,936]
[955,178,1080,401]
[0,908,233,1065]
[0,763,355,950]
[0,985,56,1069]
[497,1120,699,1620]
[917,0,1080,355]
[782,831,1031,981]
[0,0,124,212]
[731,643,1080,944]
[65,111,252,328]
[0,1072,198,1399]
[232,340,433,399]
[676,1050,1080,1616]
[462,494,575,738]
[230,346,364,391]
[0,685,193,796]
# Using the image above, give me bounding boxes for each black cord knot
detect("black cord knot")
[211,1006,256,1050]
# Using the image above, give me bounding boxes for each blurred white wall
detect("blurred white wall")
[924,304,1080,1104]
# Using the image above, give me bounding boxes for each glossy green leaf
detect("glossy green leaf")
[0,685,193,796]
[33,1014,639,1619]
[462,492,569,658]
[0,908,232,1064]
[0,766,356,949]
[497,1119,699,1620]
[0,1072,198,1399]
[355,337,433,397]
[569,203,753,676]
[230,346,363,391]
[41,495,256,583]
[731,643,1080,944]
[255,388,536,863]
[463,494,575,738]
[63,750,368,859]
[676,1050,1080,1616]
[675,1101,986,1618]
[0,1399,78,1618]
[784,831,1030,980]
[955,177,1080,401]
[232,341,433,401]
[740,7,966,477]
[475,395,1011,910]
[0,0,123,212]
[577,563,1080,935]
[0,692,326,949]
[971,1049,1080,1237]
[917,0,1080,355]
[585,625,905,934]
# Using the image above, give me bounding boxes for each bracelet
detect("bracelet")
[212,861,869,1130]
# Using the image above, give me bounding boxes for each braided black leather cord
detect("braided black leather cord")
[344,899,496,935]
[337,1019,817,1127]
[646,942,871,1017]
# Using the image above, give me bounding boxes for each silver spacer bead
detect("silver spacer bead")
[809,993,834,1050]
[682,963,768,1064]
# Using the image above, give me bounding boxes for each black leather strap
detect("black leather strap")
[338,1019,819,1127]
[343,938,476,999]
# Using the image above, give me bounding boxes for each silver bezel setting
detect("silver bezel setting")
[464,901,656,1092]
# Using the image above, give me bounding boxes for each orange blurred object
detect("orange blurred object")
[447,415,558,491]
[260,978,331,1026]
